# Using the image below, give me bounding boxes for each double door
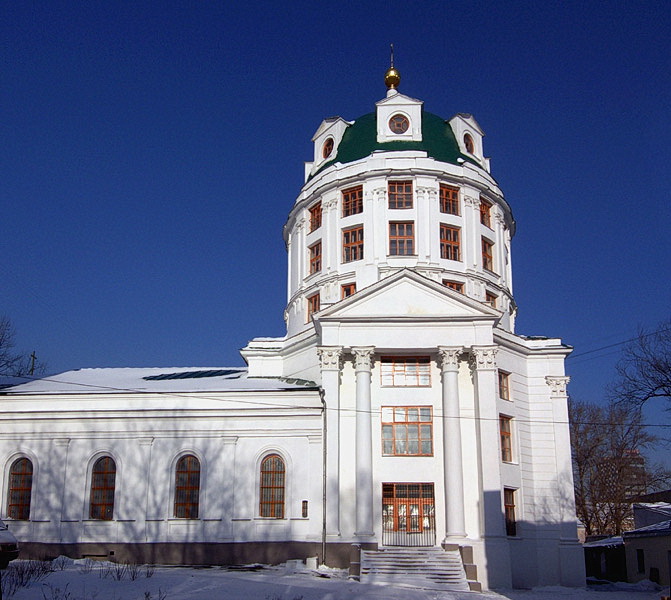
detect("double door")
[382,482,435,546]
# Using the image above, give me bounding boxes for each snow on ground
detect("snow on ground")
[3,559,669,600]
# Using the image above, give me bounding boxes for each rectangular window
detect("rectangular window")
[485,291,497,308]
[636,549,645,574]
[342,185,363,217]
[309,202,322,232]
[306,293,320,322]
[498,370,510,400]
[482,238,494,272]
[443,280,464,293]
[309,241,322,274]
[440,184,460,215]
[480,199,492,228]
[389,222,414,255]
[342,226,364,262]
[504,488,517,536]
[381,356,431,387]
[388,180,413,209]
[440,224,460,261]
[382,406,433,456]
[341,282,356,299]
[500,416,513,462]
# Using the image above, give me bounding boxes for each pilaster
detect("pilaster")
[464,195,480,270]
[470,345,512,589]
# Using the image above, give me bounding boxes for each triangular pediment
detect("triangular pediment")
[375,92,423,107]
[311,116,352,141]
[315,269,499,323]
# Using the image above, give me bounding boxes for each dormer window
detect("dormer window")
[464,133,475,154]
[389,114,409,134]
[322,137,334,159]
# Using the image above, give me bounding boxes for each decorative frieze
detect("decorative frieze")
[351,346,375,372]
[470,346,498,371]
[546,376,570,397]
[317,346,343,371]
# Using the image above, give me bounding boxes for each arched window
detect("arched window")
[464,133,474,154]
[322,137,334,159]
[8,457,33,520]
[260,454,285,518]
[174,455,200,519]
[89,456,116,520]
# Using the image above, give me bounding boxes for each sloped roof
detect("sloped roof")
[0,367,317,395]
[623,519,671,538]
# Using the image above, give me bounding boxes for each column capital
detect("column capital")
[322,196,338,211]
[437,346,462,372]
[317,346,343,371]
[546,375,570,397]
[464,194,480,208]
[470,345,499,371]
[351,346,375,372]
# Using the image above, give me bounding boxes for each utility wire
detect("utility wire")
[2,371,671,429]
[567,326,671,360]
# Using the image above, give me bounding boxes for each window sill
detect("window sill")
[383,455,434,458]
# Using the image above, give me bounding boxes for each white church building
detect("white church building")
[1,66,584,590]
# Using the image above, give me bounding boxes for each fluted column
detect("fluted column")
[318,346,343,536]
[438,346,467,541]
[352,346,375,537]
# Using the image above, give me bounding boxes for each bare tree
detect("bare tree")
[609,320,671,409]
[0,315,46,377]
[569,397,669,537]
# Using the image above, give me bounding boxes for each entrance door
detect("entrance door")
[382,482,435,546]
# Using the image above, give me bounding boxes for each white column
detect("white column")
[471,345,512,589]
[438,346,467,541]
[352,346,375,537]
[317,346,343,536]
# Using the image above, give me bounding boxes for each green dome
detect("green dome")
[312,110,476,180]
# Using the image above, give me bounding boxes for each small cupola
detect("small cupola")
[375,62,423,143]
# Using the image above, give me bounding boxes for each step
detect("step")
[360,547,470,592]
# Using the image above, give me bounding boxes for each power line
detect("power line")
[2,371,670,429]
[567,326,671,360]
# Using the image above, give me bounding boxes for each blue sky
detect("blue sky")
[3,2,670,430]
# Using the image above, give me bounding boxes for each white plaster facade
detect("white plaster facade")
[0,81,584,589]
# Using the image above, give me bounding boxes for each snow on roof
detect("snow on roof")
[582,536,623,548]
[624,519,671,538]
[0,367,318,394]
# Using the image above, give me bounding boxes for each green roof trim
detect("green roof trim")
[311,110,477,179]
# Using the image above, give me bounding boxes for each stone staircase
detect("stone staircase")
[359,546,475,591]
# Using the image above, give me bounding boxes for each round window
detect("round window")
[388,114,409,134]
[322,138,334,159]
